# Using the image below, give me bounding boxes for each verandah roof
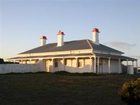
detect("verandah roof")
[95,53,137,61]
[10,53,136,61]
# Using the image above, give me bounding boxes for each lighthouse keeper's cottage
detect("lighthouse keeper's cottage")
[11,28,137,73]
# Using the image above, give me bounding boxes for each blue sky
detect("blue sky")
[0,0,140,64]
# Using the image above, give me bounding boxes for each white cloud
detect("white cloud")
[104,41,136,50]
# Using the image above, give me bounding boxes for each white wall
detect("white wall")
[0,64,45,74]
[51,58,92,73]
[45,58,121,73]
[99,59,120,73]
[101,59,109,73]
[110,60,120,73]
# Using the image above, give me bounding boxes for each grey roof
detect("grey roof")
[20,40,91,54]
[20,39,123,54]
[88,40,124,54]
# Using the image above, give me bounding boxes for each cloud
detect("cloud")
[132,56,140,58]
[104,41,136,50]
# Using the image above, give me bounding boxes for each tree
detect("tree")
[0,58,4,64]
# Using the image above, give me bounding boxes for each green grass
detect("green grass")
[0,73,139,105]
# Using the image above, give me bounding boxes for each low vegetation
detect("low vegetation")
[119,78,140,105]
[0,72,139,105]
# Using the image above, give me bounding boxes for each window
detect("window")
[64,59,67,65]
[137,69,140,73]
[54,61,58,67]
[78,61,82,67]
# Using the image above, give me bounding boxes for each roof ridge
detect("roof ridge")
[86,40,94,54]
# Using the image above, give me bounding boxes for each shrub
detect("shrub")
[119,78,140,105]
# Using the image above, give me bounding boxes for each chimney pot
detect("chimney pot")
[40,35,47,46]
[57,30,65,35]
[92,28,100,33]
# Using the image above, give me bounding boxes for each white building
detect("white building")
[11,28,137,73]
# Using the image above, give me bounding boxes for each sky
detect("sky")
[0,0,140,65]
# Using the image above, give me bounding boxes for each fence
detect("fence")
[0,64,46,74]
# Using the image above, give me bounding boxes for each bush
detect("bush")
[119,78,140,105]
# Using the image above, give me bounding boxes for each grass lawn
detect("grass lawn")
[0,73,139,105]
